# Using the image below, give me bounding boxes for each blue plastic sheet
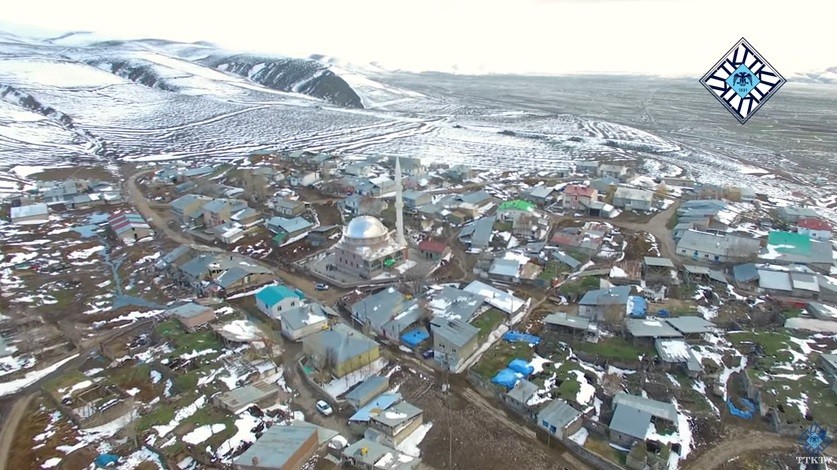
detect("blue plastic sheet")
[508,358,534,376]
[502,331,542,345]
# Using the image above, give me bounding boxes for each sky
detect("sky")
[1,0,835,76]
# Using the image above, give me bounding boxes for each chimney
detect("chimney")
[252,456,259,465]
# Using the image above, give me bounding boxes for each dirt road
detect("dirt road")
[610,200,680,261]
[684,431,806,469]
[0,394,35,470]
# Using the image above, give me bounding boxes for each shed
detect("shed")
[626,318,682,339]
[758,270,792,292]
[214,381,280,413]
[538,399,582,439]
[167,303,217,331]
[344,376,390,409]
[10,203,49,225]
[664,316,715,335]
[506,379,539,406]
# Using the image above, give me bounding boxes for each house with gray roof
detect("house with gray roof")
[732,263,759,287]
[279,304,331,341]
[544,312,590,337]
[612,187,653,211]
[578,286,632,320]
[430,318,480,372]
[553,251,582,270]
[167,302,216,331]
[458,216,495,249]
[272,198,306,217]
[504,379,539,413]
[676,229,761,263]
[10,203,49,225]
[609,392,678,448]
[170,194,212,226]
[351,288,421,340]
[341,438,419,470]
[235,424,318,470]
[402,189,431,210]
[345,376,390,409]
[663,316,715,336]
[488,258,522,283]
[538,399,583,440]
[202,198,248,228]
[266,216,314,245]
[627,318,682,339]
[426,286,485,323]
[807,302,837,322]
[655,338,703,377]
[177,253,273,296]
[777,206,819,223]
[302,324,380,378]
[369,401,424,447]
[214,380,280,414]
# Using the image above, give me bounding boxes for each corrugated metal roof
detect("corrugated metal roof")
[235,425,316,469]
[167,302,213,319]
[644,257,675,268]
[664,316,715,334]
[758,270,792,291]
[431,318,479,348]
[507,379,539,404]
[345,376,390,407]
[544,312,590,330]
[613,392,678,422]
[539,399,581,431]
[371,401,422,427]
[609,405,652,439]
[626,318,683,338]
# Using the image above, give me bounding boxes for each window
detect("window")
[542,420,549,428]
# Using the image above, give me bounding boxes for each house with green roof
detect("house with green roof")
[255,285,303,318]
[761,230,834,272]
[497,199,536,223]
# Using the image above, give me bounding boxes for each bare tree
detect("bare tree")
[601,303,626,336]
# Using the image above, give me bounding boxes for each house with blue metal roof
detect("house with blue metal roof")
[256,285,302,318]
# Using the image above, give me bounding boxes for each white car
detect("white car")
[315,283,330,291]
[316,400,333,416]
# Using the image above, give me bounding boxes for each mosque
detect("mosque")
[332,158,409,280]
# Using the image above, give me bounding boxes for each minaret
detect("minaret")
[394,157,406,246]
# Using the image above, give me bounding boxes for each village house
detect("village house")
[797,218,832,241]
[234,424,319,470]
[537,399,583,441]
[344,161,372,177]
[351,288,422,341]
[155,245,193,275]
[176,253,274,296]
[543,312,591,339]
[212,222,245,245]
[402,189,431,210]
[302,324,380,378]
[489,258,522,284]
[562,185,598,212]
[503,379,539,417]
[458,216,495,249]
[231,207,263,228]
[418,238,450,261]
[386,156,425,176]
[576,161,599,175]
[289,171,320,187]
[426,286,486,323]
[598,164,630,180]
[446,164,475,181]
[341,195,389,217]
[776,206,819,223]
[167,302,217,331]
[266,216,314,245]
[612,187,653,212]
[307,225,342,247]
[609,393,678,449]
[10,203,49,225]
[170,194,212,226]
[512,213,551,242]
[759,231,834,272]
[367,401,424,448]
[819,354,837,393]
[213,318,267,349]
[524,185,556,206]
[578,286,632,320]
[255,285,303,319]
[654,339,703,377]
[202,199,249,228]
[676,229,762,263]
[345,376,390,409]
[279,304,332,341]
[108,212,153,244]
[358,176,395,197]
[497,199,537,223]
[430,318,480,371]
[214,381,281,414]
[341,438,419,470]
[550,230,602,256]
[642,257,677,285]
[40,181,82,205]
[270,198,306,217]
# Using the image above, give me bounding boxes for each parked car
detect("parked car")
[315,283,329,291]
[422,349,435,359]
[315,400,333,416]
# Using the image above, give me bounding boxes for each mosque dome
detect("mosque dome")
[345,216,388,240]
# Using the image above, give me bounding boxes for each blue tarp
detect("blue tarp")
[491,368,520,389]
[401,328,429,348]
[657,309,671,318]
[508,358,534,376]
[726,398,756,419]
[502,331,541,345]
[628,296,647,318]
[95,454,120,468]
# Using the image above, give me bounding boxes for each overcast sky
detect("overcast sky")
[2,0,834,76]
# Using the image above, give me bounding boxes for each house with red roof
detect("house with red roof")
[797,218,832,241]
[108,212,153,244]
[562,184,599,212]
[418,238,450,261]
